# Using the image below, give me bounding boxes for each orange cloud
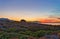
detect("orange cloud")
[39,18,60,23]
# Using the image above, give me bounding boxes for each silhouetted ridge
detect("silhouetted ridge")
[20,19,26,23]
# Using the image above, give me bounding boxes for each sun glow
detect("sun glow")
[0,16,39,21]
[0,16,60,23]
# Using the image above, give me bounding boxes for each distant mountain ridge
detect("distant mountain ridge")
[0,18,14,22]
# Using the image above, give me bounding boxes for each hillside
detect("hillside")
[0,18,60,39]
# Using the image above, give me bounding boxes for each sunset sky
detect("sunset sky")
[0,0,60,22]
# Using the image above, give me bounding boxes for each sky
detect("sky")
[0,0,60,22]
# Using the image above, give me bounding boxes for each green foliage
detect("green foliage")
[8,28,16,32]
[0,30,60,39]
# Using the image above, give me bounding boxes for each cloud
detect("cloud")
[50,9,60,20]
[39,18,60,23]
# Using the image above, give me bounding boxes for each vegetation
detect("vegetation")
[0,19,60,39]
[0,29,60,39]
